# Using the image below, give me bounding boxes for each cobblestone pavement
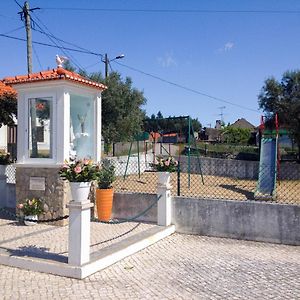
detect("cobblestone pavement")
[0,215,299,299]
[0,215,155,260]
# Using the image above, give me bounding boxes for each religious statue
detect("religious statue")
[77,113,87,134]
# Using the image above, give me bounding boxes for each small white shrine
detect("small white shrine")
[3,65,107,224]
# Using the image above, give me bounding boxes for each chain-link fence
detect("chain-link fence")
[113,155,300,205]
[5,165,16,184]
[3,155,300,205]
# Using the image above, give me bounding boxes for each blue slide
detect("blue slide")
[255,137,278,200]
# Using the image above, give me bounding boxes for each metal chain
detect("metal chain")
[0,195,162,225]
[92,194,162,224]
[0,206,69,223]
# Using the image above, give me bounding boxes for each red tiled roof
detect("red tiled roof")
[162,133,177,137]
[150,132,161,140]
[2,68,107,91]
[0,81,17,97]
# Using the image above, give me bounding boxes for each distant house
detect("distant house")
[230,118,256,131]
[200,118,258,143]
[149,132,186,143]
[200,127,221,142]
[162,133,178,143]
[229,118,257,145]
[200,120,223,142]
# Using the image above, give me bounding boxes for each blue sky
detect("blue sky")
[1,0,300,128]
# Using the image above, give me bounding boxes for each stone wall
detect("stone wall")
[15,166,69,226]
[178,156,300,180]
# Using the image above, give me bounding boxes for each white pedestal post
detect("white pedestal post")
[67,201,94,266]
[157,174,172,226]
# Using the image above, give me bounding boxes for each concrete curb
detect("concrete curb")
[0,224,175,279]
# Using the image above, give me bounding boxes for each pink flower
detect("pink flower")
[83,158,91,165]
[17,203,23,209]
[165,160,170,166]
[74,166,82,174]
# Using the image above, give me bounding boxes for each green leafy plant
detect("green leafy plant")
[59,158,99,182]
[97,160,116,189]
[0,152,12,165]
[17,198,43,216]
[152,156,178,172]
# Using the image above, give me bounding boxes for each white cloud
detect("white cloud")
[224,42,234,51]
[217,41,235,53]
[157,52,177,68]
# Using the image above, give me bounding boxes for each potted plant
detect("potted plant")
[17,198,43,226]
[59,158,99,202]
[0,152,12,176]
[152,156,178,186]
[96,160,116,221]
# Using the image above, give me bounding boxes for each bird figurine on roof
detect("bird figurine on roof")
[56,55,68,68]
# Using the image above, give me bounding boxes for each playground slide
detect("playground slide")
[255,137,277,200]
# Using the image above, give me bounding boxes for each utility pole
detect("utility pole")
[24,1,32,74]
[18,1,40,157]
[104,53,108,78]
[102,53,125,78]
[18,1,39,74]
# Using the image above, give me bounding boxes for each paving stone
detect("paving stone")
[0,214,299,299]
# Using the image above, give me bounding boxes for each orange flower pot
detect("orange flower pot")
[96,188,114,221]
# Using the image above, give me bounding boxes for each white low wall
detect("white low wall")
[106,153,154,176]
[112,192,300,246]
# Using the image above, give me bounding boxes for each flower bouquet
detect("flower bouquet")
[17,198,43,225]
[59,158,99,182]
[59,158,100,202]
[152,156,178,173]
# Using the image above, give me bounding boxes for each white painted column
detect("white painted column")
[67,201,94,266]
[157,174,172,226]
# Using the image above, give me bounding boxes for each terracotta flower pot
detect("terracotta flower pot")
[96,188,114,221]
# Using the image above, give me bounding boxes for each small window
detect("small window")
[28,97,53,158]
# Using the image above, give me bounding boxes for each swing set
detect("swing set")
[123,115,204,192]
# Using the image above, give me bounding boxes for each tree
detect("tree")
[100,72,146,144]
[0,82,17,127]
[258,70,300,158]
[143,113,202,141]
[222,127,251,145]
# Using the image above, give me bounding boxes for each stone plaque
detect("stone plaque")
[29,177,46,191]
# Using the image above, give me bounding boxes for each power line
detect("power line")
[0,13,19,20]
[39,7,300,14]
[13,0,23,10]
[32,28,103,58]
[29,12,84,70]
[0,33,101,55]
[2,26,24,35]
[32,43,43,69]
[114,61,260,113]
[1,32,259,112]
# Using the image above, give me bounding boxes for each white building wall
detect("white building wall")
[0,126,7,150]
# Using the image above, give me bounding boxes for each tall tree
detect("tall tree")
[100,72,146,143]
[258,70,300,158]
